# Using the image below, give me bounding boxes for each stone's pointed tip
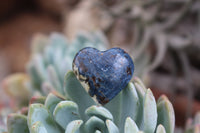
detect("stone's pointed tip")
[72,47,134,105]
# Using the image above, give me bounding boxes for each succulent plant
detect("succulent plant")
[1,31,108,107]
[2,32,175,133]
[184,111,200,133]
[27,31,108,95]
[2,73,31,108]
[0,74,30,131]
[0,32,108,131]
[6,70,175,133]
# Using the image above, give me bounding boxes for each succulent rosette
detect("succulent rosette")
[3,32,175,133]
[6,70,175,133]
[1,31,108,107]
[27,31,108,95]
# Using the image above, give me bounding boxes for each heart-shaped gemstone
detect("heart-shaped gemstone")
[72,47,134,105]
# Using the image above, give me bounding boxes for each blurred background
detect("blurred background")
[0,0,199,130]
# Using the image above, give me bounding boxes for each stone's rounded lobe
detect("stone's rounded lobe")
[73,47,134,105]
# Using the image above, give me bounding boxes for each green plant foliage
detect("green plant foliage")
[7,114,29,133]
[6,71,175,133]
[3,31,176,133]
[27,31,108,95]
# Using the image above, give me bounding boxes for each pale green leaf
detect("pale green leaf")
[53,101,80,129]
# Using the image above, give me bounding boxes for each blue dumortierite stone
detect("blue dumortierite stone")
[73,47,134,105]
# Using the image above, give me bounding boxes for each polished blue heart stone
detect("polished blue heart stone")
[73,47,134,105]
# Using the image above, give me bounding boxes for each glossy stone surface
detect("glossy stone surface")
[73,47,134,105]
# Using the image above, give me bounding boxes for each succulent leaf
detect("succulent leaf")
[134,80,146,129]
[106,119,119,133]
[7,114,29,133]
[157,95,175,133]
[32,55,47,83]
[47,66,63,94]
[44,93,64,116]
[2,73,30,107]
[124,117,139,133]
[156,125,166,133]
[64,71,96,121]
[30,96,46,104]
[28,104,62,133]
[65,120,83,133]
[31,33,48,54]
[85,105,113,121]
[95,130,102,133]
[138,131,145,133]
[84,116,107,133]
[31,121,47,133]
[143,89,157,133]
[53,101,80,129]
[104,91,122,127]
[120,82,139,132]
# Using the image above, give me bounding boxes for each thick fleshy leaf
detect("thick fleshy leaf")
[157,95,175,133]
[7,114,29,133]
[49,33,68,47]
[27,62,40,88]
[28,104,62,133]
[41,82,54,95]
[2,73,30,102]
[64,71,96,121]
[143,89,157,133]
[31,33,48,54]
[95,130,102,133]
[47,66,64,94]
[124,117,139,133]
[31,121,47,133]
[44,33,68,67]
[120,82,139,132]
[85,106,113,121]
[156,125,166,133]
[84,116,107,133]
[133,77,147,92]
[45,93,63,115]
[27,55,46,89]
[46,41,68,85]
[65,120,83,133]
[104,91,122,127]
[53,101,80,129]
[133,78,146,129]
[30,96,46,104]
[106,120,119,133]
[32,55,47,82]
